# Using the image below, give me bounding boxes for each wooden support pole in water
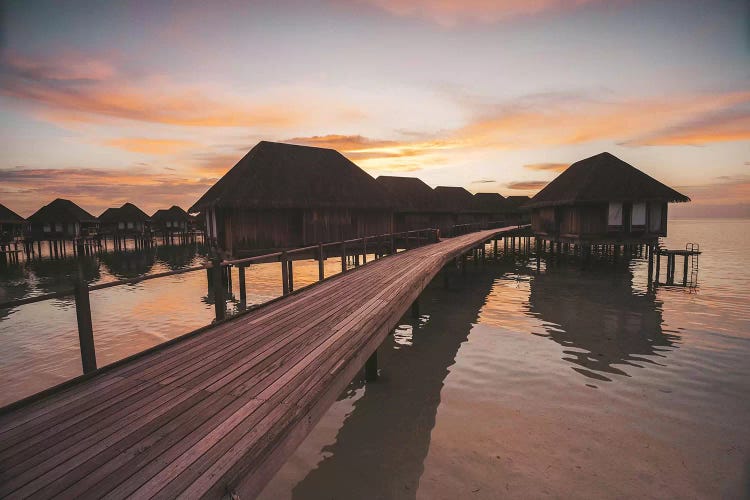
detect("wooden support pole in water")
[494,238,498,258]
[362,237,367,264]
[211,258,226,321]
[340,243,347,273]
[281,252,290,295]
[238,265,247,311]
[318,243,325,282]
[683,254,689,286]
[461,253,467,275]
[74,279,97,374]
[365,349,378,382]
[503,236,507,255]
[654,249,661,285]
[411,298,420,318]
[647,245,654,287]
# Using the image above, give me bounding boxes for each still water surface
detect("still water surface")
[1,220,748,498]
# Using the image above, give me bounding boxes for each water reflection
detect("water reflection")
[24,256,101,293]
[288,269,496,499]
[527,261,678,382]
[99,250,157,279]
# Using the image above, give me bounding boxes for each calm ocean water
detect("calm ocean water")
[1,219,748,498]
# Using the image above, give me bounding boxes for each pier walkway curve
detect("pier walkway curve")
[0,227,519,499]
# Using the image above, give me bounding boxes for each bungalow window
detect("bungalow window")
[55,223,63,232]
[127,221,134,229]
[632,202,646,227]
[607,202,623,226]
[166,221,172,228]
[118,222,125,230]
[649,203,662,232]
[43,224,51,233]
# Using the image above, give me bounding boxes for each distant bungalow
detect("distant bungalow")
[26,198,99,240]
[99,202,151,236]
[473,192,507,226]
[375,176,436,232]
[0,203,25,243]
[190,141,392,255]
[433,186,479,233]
[151,206,191,235]
[526,152,689,245]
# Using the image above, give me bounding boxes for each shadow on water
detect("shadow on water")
[527,259,678,382]
[0,264,30,320]
[290,267,497,499]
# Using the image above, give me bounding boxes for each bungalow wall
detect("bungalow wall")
[26,221,98,240]
[531,201,668,242]
[100,221,149,236]
[393,212,431,233]
[217,207,393,255]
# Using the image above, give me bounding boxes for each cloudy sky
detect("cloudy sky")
[0,0,748,217]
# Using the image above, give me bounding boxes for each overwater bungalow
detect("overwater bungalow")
[190,141,393,256]
[99,202,151,237]
[505,195,532,225]
[432,186,480,233]
[26,198,99,241]
[527,152,689,246]
[473,192,507,226]
[0,204,25,243]
[375,176,436,232]
[151,206,190,237]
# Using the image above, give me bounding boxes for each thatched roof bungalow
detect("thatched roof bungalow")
[0,204,25,242]
[527,152,689,244]
[473,193,507,226]
[99,203,151,236]
[26,198,98,240]
[376,176,436,232]
[190,141,393,255]
[151,206,190,235]
[431,186,481,233]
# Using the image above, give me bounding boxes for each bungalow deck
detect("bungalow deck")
[0,227,516,499]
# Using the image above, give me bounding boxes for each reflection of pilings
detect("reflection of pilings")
[290,265,499,499]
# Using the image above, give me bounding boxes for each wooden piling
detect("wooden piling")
[73,279,97,374]
[211,258,226,321]
[281,252,290,295]
[318,243,325,282]
[238,265,247,310]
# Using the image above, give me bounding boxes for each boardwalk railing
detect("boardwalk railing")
[0,228,442,377]
[446,220,530,237]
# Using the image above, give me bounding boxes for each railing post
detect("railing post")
[238,265,247,311]
[362,237,367,264]
[288,258,294,292]
[340,243,347,273]
[281,251,290,294]
[74,279,97,374]
[211,258,226,321]
[318,242,325,281]
[390,233,395,254]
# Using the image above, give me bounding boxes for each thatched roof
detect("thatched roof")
[376,176,436,211]
[27,198,97,224]
[99,203,150,223]
[433,186,477,213]
[0,203,24,224]
[152,205,190,223]
[190,141,391,211]
[527,152,690,208]
[473,193,507,213]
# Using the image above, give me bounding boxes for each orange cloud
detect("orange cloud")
[506,180,549,191]
[0,53,357,129]
[104,137,198,155]
[524,162,569,172]
[354,0,606,26]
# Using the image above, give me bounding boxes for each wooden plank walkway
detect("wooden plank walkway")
[0,228,513,499]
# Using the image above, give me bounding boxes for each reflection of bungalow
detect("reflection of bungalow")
[527,153,689,245]
[0,204,25,243]
[473,193,507,226]
[376,176,436,232]
[432,186,479,233]
[151,206,190,235]
[26,198,99,240]
[98,203,151,236]
[190,141,392,256]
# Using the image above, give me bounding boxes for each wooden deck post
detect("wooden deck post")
[211,258,226,321]
[647,244,654,286]
[362,237,367,264]
[683,254,689,286]
[238,265,247,310]
[340,243,347,273]
[365,349,378,382]
[287,259,294,292]
[318,243,325,281]
[654,249,661,284]
[74,279,97,374]
[281,252,290,295]
[494,238,498,258]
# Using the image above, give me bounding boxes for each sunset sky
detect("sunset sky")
[1,0,748,218]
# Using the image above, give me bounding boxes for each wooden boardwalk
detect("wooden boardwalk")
[0,228,514,499]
